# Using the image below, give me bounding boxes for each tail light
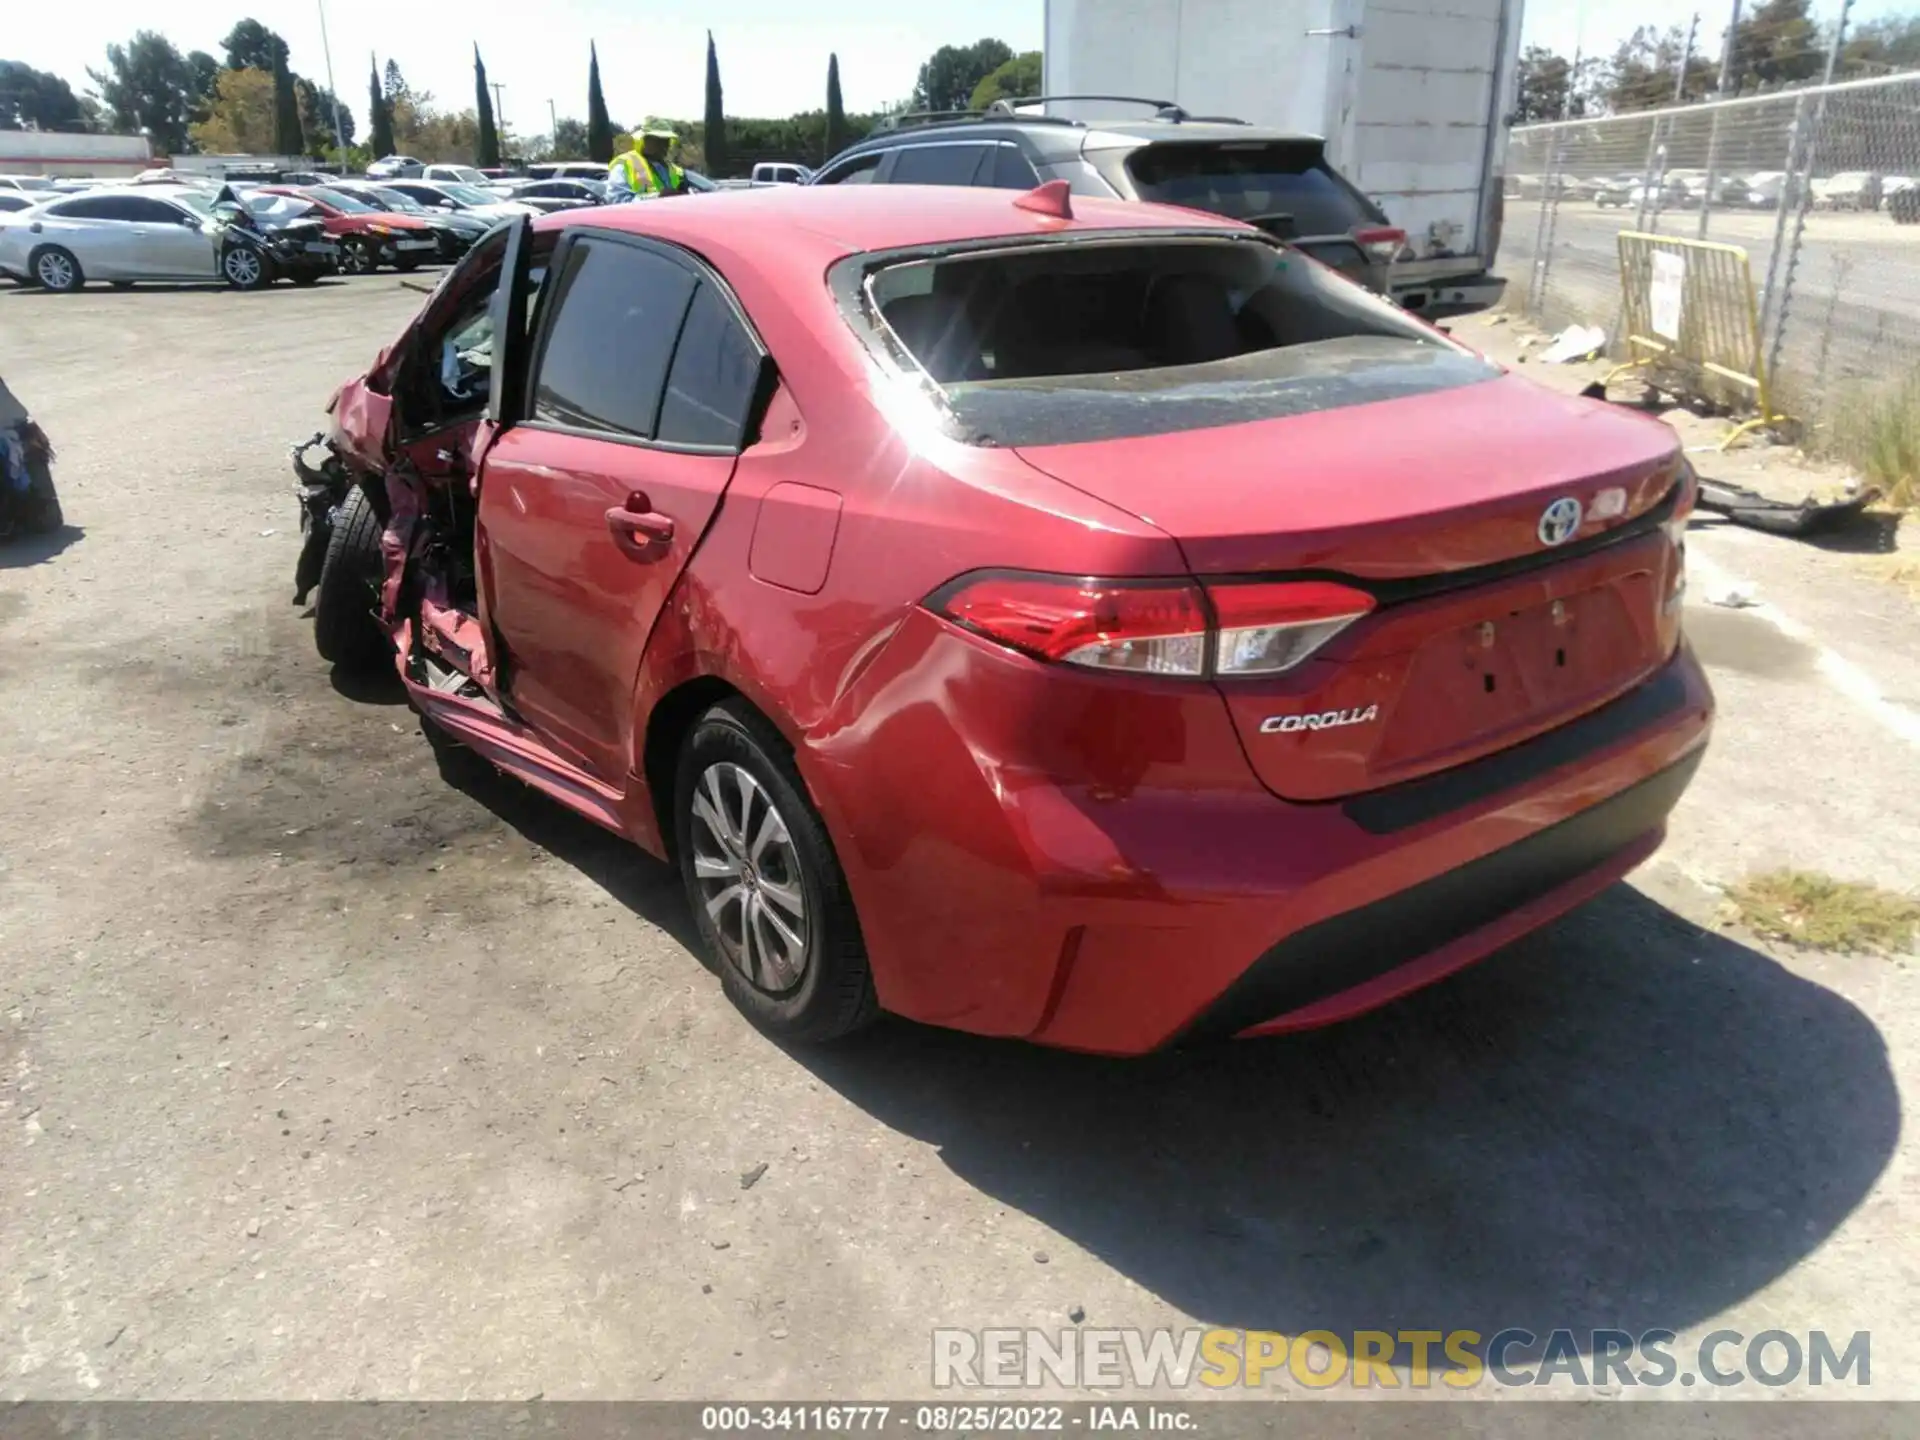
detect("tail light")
[1351,225,1406,264]
[927,572,1375,679]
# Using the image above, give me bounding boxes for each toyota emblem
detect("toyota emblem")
[1538,497,1584,547]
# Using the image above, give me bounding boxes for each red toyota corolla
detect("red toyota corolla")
[292,183,1711,1054]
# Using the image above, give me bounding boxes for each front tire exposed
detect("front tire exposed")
[311,483,389,671]
[337,237,376,275]
[676,701,878,1043]
[20,454,61,533]
[222,246,270,290]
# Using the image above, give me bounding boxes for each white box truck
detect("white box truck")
[1043,0,1523,312]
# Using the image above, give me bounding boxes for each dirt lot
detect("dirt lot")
[3,276,1918,1403]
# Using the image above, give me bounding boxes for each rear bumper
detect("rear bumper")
[1393,269,1507,315]
[804,615,1712,1055]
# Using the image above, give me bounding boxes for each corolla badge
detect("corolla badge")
[1538,496,1584,547]
[1260,705,1379,735]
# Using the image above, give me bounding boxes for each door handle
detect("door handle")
[605,495,674,559]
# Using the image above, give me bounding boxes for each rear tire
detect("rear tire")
[675,700,879,1044]
[30,246,82,292]
[312,484,389,671]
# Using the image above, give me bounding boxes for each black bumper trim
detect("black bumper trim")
[1176,749,1704,1044]
[1343,662,1692,835]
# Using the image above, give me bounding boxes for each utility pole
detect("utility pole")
[315,0,348,165]
[1697,0,1743,240]
[1643,11,1700,233]
[548,97,559,155]
[491,82,507,135]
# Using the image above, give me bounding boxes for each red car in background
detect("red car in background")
[259,184,441,274]
[292,184,1710,1055]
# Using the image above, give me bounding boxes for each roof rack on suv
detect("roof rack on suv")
[874,106,1082,133]
[985,95,1246,124]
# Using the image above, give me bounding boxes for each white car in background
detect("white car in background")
[375,179,537,224]
[421,163,488,185]
[366,155,425,180]
[0,186,220,290]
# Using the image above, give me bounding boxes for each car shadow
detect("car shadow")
[423,728,704,956]
[791,885,1898,1351]
[0,523,83,567]
[328,661,408,705]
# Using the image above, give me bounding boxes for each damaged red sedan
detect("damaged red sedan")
[292,183,1711,1054]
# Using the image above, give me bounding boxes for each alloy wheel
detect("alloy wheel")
[36,252,74,289]
[340,239,373,275]
[689,761,809,994]
[225,249,262,286]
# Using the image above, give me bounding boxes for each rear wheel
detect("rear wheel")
[676,701,878,1043]
[30,246,82,292]
[312,484,389,671]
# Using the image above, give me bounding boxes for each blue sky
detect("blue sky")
[11,0,1914,140]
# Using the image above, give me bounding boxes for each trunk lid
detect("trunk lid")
[1015,374,1687,800]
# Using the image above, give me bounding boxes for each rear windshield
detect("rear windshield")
[306,186,374,213]
[844,236,1496,447]
[1121,142,1381,238]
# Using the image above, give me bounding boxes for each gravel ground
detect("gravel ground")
[2,274,1917,1404]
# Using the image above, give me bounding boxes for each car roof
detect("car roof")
[837,114,1320,160]
[536,182,1247,264]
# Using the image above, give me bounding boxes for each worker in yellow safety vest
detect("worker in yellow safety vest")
[608,121,689,200]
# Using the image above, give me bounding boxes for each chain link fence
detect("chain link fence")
[1505,72,1920,456]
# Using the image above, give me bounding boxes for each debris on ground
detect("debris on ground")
[1033,1250,1050,1264]
[1705,584,1759,609]
[1696,477,1883,538]
[1068,1305,1086,1323]
[1539,324,1608,364]
[739,1162,768,1190]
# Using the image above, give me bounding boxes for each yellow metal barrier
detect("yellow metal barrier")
[1610,231,1789,448]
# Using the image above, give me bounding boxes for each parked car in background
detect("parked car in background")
[327,181,492,260]
[1742,171,1805,209]
[1887,183,1920,224]
[206,189,339,288]
[1811,171,1880,210]
[366,155,425,180]
[0,184,327,291]
[378,179,538,225]
[294,185,1708,1052]
[0,175,59,196]
[1591,174,1641,207]
[498,178,607,212]
[423,163,488,185]
[751,161,812,185]
[810,105,1408,301]
[0,194,33,214]
[258,184,441,274]
[527,161,612,182]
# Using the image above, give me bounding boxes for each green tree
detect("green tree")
[186,50,221,120]
[969,50,1041,111]
[551,115,589,160]
[222,19,288,73]
[912,38,1013,113]
[703,32,728,177]
[1843,14,1920,76]
[1726,0,1824,92]
[368,56,395,157]
[1601,25,1715,112]
[88,31,197,153]
[587,42,613,162]
[474,45,500,166]
[0,60,93,131]
[271,49,303,155]
[299,79,353,153]
[1513,45,1588,122]
[384,60,415,111]
[825,53,848,159]
[190,66,274,153]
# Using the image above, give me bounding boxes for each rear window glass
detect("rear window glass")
[1124,143,1379,238]
[843,237,1495,447]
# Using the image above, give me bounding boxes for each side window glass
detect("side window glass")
[123,198,182,223]
[818,153,882,186]
[891,145,989,186]
[530,237,697,438]
[657,282,764,449]
[988,146,1042,190]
